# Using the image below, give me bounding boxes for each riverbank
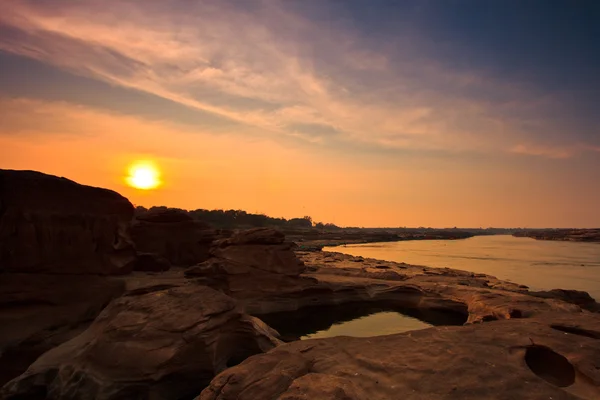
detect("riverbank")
[514,228,600,243]
[291,230,476,251]
[324,235,600,302]
[201,250,600,400]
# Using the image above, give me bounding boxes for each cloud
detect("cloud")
[510,144,574,159]
[510,143,600,159]
[0,0,597,156]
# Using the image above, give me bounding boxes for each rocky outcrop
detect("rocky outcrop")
[2,285,281,400]
[132,253,171,272]
[0,169,136,275]
[196,250,600,398]
[231,251,586,321]
[131,209,221,267]
[199,312,600,400]
[0,274,126,386]
[530,289,600,312]
[3,171,600,400]
[209,228,305,276]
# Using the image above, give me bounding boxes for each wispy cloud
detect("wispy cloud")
[510,144,575,159]
[510,143,600,159]
[0,0,596,156]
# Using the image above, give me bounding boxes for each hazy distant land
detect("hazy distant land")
[514,228,600,243]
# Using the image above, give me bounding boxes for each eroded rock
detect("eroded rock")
[0,169,136,275]
[131,209,220,267]
[1,285,281,400]
[132,253,171,272]
[199,313,600,400]
[210,228,305,276]
[0,274,126,386]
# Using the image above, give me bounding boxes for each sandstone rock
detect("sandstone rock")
[199,313,600,400]
[131,210,219,267]
[211,229,304,276]
[211,244,304,276]
[220,228,285,246]
[1,285,281,400]
[0,169,136,275]
[0,274,126,386]
[133,253,171,272]
[530,289,600,312]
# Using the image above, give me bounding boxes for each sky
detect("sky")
[1,0,599,228]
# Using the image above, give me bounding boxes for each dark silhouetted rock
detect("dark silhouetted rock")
[221,228,286,246]
[133,253,171,272]
[210,229,304,276]
[0,274,126,386]
[2,285,280,400]
[131,210,220,266]
[0,169,136,275]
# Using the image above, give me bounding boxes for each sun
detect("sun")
[125,161,161,190]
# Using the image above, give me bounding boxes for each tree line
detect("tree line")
[135,206,340,230]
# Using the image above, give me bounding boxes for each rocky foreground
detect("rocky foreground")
[1,169,600,399]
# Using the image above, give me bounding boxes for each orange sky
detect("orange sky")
[2,98,598,228]
[1,1,599,228]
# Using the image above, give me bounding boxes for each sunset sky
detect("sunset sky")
[1,0,599,228]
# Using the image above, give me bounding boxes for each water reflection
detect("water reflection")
[257,302,465,342]
[326,235,600,301]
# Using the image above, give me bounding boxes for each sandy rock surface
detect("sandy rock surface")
[2,285,280,400]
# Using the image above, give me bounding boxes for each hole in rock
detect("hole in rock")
[256,301,467,342]
[550,325,600,339]
[525,345,575,387]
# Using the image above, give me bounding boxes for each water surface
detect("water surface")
[325,235,600,301]
[257,302,465,341]
[302,311,431,339]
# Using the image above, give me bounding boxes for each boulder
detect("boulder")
[221,228,285,245]
[199,313,600,400]
[0,169,136,275]
[530,289,599,312]
[211,229,305,276]
[1,285,281,400]
[133,253,171,272]
[0,274,126,386]
[131,210,220,267]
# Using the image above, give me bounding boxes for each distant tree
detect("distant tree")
[288,217,313,228]
[134,205,148,216]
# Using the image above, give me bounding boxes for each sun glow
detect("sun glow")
[125,161,161,190]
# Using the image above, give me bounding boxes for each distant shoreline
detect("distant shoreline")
[293,232,476,251]
[513,229,600,243]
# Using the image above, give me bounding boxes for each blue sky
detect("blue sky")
[1,0,599,227]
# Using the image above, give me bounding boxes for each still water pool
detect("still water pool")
[257,302,465,341]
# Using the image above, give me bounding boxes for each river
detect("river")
[324,235,600,301]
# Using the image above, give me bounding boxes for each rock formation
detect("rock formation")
[199,312,600,400]
[0,169,139,385]
[0,274,126,386]
[3,170,600,400]
[210,228,305,275]
[132,252,172,272]
[131,208,221,266]
[0,169,136,275]
[1,285,281,400]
